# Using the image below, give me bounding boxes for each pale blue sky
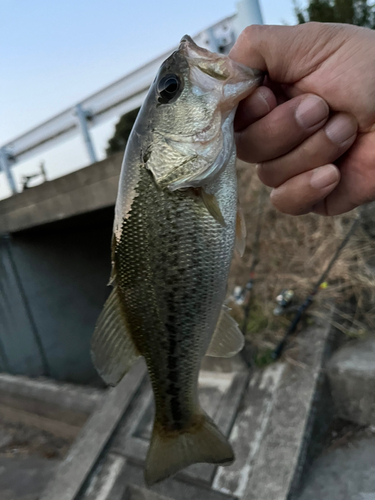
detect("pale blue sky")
[0,0,299,198]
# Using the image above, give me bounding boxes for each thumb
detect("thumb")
[229,23,352,84]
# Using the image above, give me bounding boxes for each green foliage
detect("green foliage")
[254,349,274,368]
[245,302,270,334]
[106,108,140,157]
[295,0,375,27]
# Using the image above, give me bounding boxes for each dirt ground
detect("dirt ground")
[0,413,73,460]
[0,411,75,500]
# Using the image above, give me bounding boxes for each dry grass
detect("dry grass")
[228,161,375,361]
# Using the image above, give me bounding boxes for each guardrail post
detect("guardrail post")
[0,148,17,195]
[75,104,98,164]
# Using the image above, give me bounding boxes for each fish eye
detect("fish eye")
[157,74,182,104]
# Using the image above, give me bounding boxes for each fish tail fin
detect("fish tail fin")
[144,413,234,486]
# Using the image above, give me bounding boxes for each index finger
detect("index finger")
[229,24,350,83]
[234,86,277,131]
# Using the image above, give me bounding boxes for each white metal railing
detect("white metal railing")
[0,0,263,195]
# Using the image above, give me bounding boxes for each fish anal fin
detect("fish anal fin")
[91,287,140,386]
[200,189,226,227]
[145,413,234,485]
[235,205,246,257]
[206,306,244,358]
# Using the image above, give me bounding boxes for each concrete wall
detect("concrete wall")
[0,152,122,234]
[0,207,115,384]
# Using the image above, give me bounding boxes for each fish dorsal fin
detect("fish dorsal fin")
[200,189,226,227]
[235,205,247,257]
[91,288,140,386]
[206,305,244,358]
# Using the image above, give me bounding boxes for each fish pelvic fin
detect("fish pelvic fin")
[91,287,140,386]
[206,305,244,358]
[200,189,226,227]
[145,413,234,486]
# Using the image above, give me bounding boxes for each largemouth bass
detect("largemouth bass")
[91,35,262,485]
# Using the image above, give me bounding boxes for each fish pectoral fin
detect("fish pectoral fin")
[206,305,244,358]
[235,205,246,257]
[145,412,234,486]
[200,189,226,227]
[91,287,140,387]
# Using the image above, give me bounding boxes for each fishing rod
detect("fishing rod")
[272,216,361,360]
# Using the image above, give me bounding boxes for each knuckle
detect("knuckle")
[270,189,310,216]
[269,189,285,212]
[241,24,263,41]
[260,118,278,139]
[260,104,300,144]
[235,131,262,163]
[257,164,278,188]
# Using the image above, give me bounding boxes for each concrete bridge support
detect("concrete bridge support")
[0,153,122,384]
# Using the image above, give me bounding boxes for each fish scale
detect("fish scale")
[115,164,235,430]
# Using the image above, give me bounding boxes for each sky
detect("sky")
[0,0,299,199]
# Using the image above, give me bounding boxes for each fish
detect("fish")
[91,35,263,485]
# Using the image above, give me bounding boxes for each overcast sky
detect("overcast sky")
[0,0,299,199]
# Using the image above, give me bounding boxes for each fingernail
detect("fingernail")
[295,95,329,129]
[325,115,357,144]
[310,165,339,190]
[249,88,271,116]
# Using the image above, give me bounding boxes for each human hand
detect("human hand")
[230,23,375,216]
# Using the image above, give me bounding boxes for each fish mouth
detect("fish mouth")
[179,34,263,104]
[179,34,263,82]
[179,35,216,61]
[179,35,233,81]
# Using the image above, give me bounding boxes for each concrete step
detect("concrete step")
[40,309,336,500]
[0,373,105,428]
[327,337,375,426]
[0,456,59,500]
[0,373,106,500]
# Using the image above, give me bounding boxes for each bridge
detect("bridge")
[0,0,263,383]
[0,0,263,197]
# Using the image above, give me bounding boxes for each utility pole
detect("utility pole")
[234,0,264,37]
[75,103,98,164]
[0,148,17,195]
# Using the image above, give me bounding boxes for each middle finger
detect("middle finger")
[235,94,329,163]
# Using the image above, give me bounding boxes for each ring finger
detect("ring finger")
[257,113,358,188]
